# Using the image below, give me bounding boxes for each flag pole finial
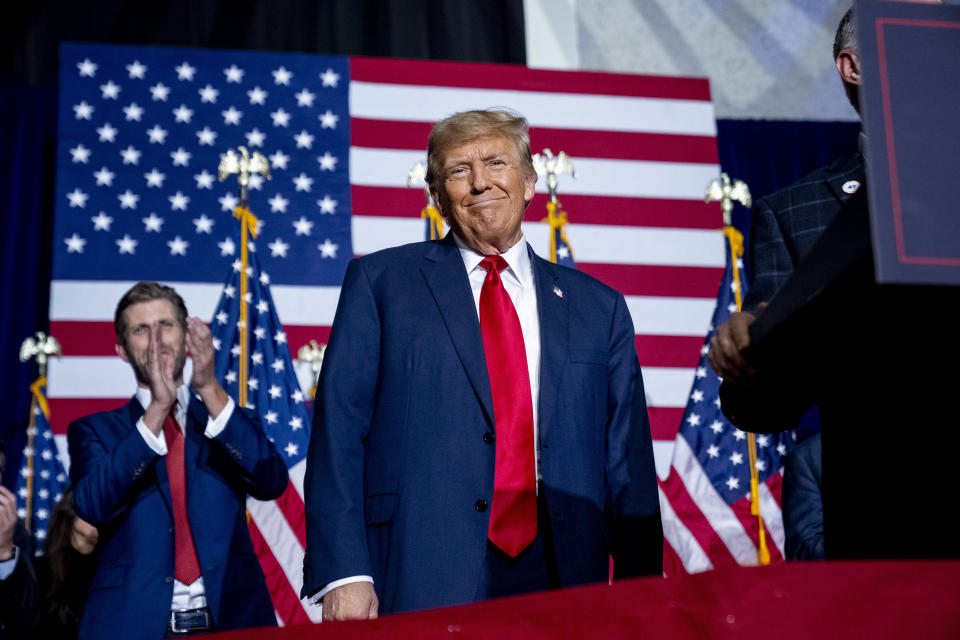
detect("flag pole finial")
[408,161,444,240]
[297,340,326,400]
[219,146,271,209]
[20,332,61,380]
[532,148,576,205]
[705,172,752,227]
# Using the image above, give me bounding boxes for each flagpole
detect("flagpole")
[533,149,576,264]
[706,173,770,565]
[219,146,270,409]
[18,332,61,534]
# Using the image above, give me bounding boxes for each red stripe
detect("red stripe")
[635,335,704,369]
[352,187,723,230]
[352,119,718,164]
[765,471,784,508]
[729,495,784,564]
[350,57,712,101]
[661,536,687,577]
[582,263,723,298]
[49,397,128,435]
[247,518,311,626]
[49,321,332,358]
[274,482,308,549]
[648,407,682,441]
[659,474,739,568]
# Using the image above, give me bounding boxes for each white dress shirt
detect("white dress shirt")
[135,384,234,611]
[314,234,542,607]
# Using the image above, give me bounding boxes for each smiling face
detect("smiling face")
[436,134,536,256]
[115,298,187,387]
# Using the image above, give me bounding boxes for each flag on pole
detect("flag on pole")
[15,379,68,554]
[658,227,794,575]
[210,247,317,624]
[544,201,577,269]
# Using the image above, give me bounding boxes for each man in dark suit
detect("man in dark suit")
[68,282,288,638]
[709,7,863,381]
[302,109,662,620]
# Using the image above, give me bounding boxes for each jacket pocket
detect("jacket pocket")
[364,493,400,526]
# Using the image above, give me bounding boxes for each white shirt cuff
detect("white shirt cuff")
[204,397,234,438]
[137,418,168,455]
[0,546,19,580]
[310,575,374,605]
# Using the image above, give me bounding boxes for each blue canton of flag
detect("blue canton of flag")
[53,43,350,287]
[553,225,577,269]
[16,385,67,554]
[210,252,310,466]
[677,245,792,505]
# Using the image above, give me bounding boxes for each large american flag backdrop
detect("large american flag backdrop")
[47,42,781,623]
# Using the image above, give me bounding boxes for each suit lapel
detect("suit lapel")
[824,149,866,204]
[419,237,495,427]
[529,248,568,444]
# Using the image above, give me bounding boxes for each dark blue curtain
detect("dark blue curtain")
[0,85,58,487]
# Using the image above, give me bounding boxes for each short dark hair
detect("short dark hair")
[833,8,856,61]
[425,109,537,198]
[114,282,188,349]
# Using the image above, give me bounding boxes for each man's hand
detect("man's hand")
[708,309,760,385]
[0,486,18,562]
[185,317,229,417]
[143,323,178,436]
[322,582,379,622]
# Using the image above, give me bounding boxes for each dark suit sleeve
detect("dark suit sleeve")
[0,522,40,636]
[743,198,794,313]
[68,414,162,526]
[783,435,824,561]
[302,258,380,597]
[605,293,663,579]
[210,405,288,501]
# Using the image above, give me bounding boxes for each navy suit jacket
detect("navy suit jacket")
[744,149,865,311]
[302,237,662,614]
[68,395,288,639]
[782,434,824,561]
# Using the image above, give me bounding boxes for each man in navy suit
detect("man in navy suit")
[302,109,662,620]
[68,282,288,638]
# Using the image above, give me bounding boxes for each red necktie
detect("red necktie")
[163,408,202,584]
[479,256,537,557]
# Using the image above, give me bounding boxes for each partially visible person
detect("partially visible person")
[782,434,824,561]
[709,7,864,385]
[0,439,40,639]
[35,488,98,639]
[68,281,288,639]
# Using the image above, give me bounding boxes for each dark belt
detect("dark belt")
[168,607,213,634]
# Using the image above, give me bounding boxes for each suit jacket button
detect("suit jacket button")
[475,499,487,512]
[165,576,173,583]
[482,432,494,445]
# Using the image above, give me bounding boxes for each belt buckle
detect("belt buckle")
[170,609,208,634]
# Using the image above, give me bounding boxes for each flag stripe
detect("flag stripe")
[659,473,738,567]
[350,56,713,101]
[580,264,723,298]
[635,335,704,368]
[246,516,313,626]
[658,484,714,573]
[352,118,719,164]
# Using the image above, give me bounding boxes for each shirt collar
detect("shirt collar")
[135,384,191,415]
[451,232,532,289]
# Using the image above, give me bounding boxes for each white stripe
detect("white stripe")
[758,481,786,557]
[653,440,675,481]
[49,280,341,325]
[350,147,719,200]
[626,297,716,336]
[350,217,724,269]
[642,367,697,409]
[287,458,306,498]
[47,356,695,410]
[672,436,758,564]
[247,498,322,624]
[349,81,717,136]
[658,485,714,574]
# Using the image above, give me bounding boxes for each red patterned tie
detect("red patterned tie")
[479,256,537,557]
[163,408,202,584]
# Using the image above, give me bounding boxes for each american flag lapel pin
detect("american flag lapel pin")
[553,285,563,299]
